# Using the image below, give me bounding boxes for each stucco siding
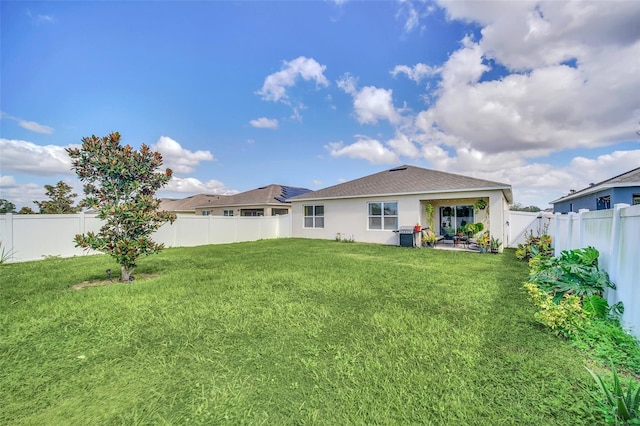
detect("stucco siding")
[291,189,508,246]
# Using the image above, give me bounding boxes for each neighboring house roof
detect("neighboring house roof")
[159,194,229,213]
[196,184,312,209]
[550,166,640,204]
[289,165,513,202]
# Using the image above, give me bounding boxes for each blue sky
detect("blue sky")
[1,0,639,210]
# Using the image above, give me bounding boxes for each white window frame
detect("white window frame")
[367,201,398,230]
[223,209,234,216]
[303,205,324,228]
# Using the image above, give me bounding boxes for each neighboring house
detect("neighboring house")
[288,165,513,249]
[551,167,640,213]
[159,194,229,215]
[194,184,311,217]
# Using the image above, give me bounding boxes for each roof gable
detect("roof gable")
[290,165,512,201]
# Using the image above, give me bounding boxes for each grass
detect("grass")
[0,238,614,424]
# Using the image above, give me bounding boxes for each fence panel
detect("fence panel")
[0,213,292,263]
[507,212,554,247]
[552,204,640,338]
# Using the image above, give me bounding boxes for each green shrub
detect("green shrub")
[524,282,588,338]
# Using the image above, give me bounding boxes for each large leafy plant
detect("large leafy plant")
[530,247,616,307]
[66,132,176,281]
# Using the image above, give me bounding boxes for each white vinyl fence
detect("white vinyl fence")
[506,211,554,248]
[0,213,291,263]
[553,204,640,339]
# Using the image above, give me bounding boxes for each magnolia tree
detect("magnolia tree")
[66,132,176,281]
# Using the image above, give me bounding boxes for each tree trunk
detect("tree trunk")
[120,265,134,282]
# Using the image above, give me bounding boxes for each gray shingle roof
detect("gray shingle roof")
[159,194,229,212]
[289,165,512,201]
[551,166,640,203]
[196,184,311,208]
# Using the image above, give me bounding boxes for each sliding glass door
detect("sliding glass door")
[439,205,473,238]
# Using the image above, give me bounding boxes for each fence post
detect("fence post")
[567,212,577,252]
[607,204,629,304]
[3,213,14,262]
[578,209,589,248]
[553,212,561,256]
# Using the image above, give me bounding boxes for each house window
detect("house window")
[223,209,234,216]
[304,205,324,228]
[596,196,611,210]
[241,209,264,216]
[368,202,398,230]
[201,210,211,216]
[272,208,289,216]
[633,194,640,205]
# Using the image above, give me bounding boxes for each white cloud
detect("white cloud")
[150,136,214,174]
[391,63,440,83]
[0,175,17,187]
[439,1,640,70]
[326,137,399,164]
[257,56,329,103]
[439,36,489,89]
[1,112,54,134]
[0,138,74,175]
[353,86,401,125]
[387,131,420,157]
[397,0,434,33]
[26,9,55,24]
[311,180,323,187]
[569,151,640,187]
[338,75,402,124]
[336,73,358,95]
[249,117,279,129]
[412,1,640,160]
[19,120,54,134]
[161,176,238,195]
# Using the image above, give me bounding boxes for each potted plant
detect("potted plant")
[490,237,502,253]
[474,199,487,210]
[477,232,489,253]
[422,230,437,247]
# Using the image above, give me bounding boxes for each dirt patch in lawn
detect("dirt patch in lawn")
[72,273,160,290]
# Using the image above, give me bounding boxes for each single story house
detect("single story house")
[288,165,513,250]
[194,184,311,217]
[551,166,640,213]
[159,194,229,215]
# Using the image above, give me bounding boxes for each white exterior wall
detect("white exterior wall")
[291,190,508,247]
[291,195,423,245]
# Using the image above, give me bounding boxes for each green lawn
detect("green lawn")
[1,238,601,424]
